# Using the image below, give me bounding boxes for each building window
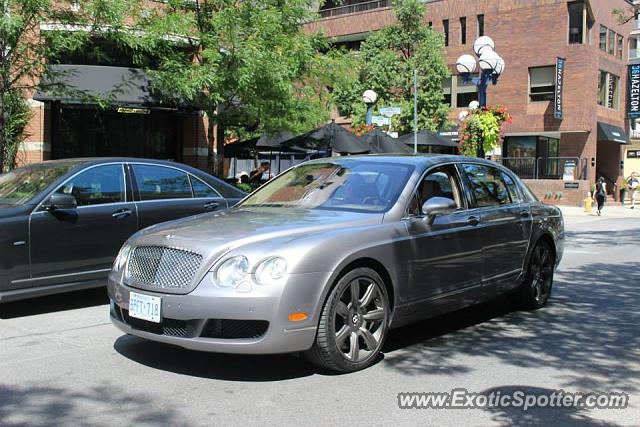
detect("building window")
[598,70,620,110]
[428,21,432,27]
[443,19,449,46]
[503,136,560,179]
[599,25,607,51]
[460,17,467,45]
[607,29,616,55]
[617,34,624,60]
[568,1,584,44]
[477,14,484,37]
[441,76,478,108]
[529,66,555,102]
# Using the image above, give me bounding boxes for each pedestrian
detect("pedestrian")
[593,177,607,216]
[628,173,639,209]
[249,162,270,184]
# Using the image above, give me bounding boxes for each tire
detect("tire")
[513,240,555,310]
[304,267,390,373]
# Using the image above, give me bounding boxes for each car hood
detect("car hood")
[130,207,384,256]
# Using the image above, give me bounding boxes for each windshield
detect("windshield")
[0,162,80,207]
[240,160,414,213]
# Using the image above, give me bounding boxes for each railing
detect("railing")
[498,157,588,180]
[319,0,391,18]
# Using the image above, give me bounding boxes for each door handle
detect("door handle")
[112,209,132,219]
[203,202,219,210]
[466,216,480,226]
[520,210,530,218]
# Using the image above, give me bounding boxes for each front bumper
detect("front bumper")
[108,270,331,355]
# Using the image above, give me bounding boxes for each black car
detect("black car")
[0,158,245,302]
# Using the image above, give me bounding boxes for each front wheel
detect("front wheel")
[514,240,555,310]
[304,267,390,373]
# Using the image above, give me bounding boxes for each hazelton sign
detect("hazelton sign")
[628,64,640,119]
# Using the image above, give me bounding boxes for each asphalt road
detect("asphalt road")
[1,210,639,426]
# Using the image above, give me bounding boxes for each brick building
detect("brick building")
[309,0,635,203]
[14,4,211,171]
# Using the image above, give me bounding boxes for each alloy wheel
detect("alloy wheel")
[530,244,554,304]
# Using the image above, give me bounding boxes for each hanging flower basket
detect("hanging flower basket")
[458,106,511,157]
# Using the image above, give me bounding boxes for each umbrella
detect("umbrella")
[397,130,459,148]
[256,131,297,149]
[284,122,370,154]
[362,128,413,154]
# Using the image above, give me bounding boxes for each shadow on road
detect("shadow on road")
[382,261,640,395]
[114,334,319,381]
[0,382,187,426]
[0,287,108,319]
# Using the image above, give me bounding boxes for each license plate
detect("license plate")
[129,292,161,323]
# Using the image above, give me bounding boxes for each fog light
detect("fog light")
[288,312,308,322]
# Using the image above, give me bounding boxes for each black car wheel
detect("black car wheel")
[305,267,390,373]
[515,240,555,310]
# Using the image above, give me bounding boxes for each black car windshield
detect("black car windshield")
[0,162,80,207]
[240,161,414,213]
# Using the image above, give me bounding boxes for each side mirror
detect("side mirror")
[46,193,77,211]
[421,196,457,221]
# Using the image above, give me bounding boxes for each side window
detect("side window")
[501,172,523,204]
[462,164,510,207]
[406,165,463,216]
[190,175,221,198]
[133,164,192,201]
[55,164,125,206]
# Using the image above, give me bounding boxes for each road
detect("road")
[1,210,639,426]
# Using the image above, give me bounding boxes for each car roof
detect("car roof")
[304,154,500,169]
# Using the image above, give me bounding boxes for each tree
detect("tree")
[136,0,334,174]
[0,0,148,171]
[331,0,450,134]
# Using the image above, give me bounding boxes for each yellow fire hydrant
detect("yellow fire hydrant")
[583,191,593,213]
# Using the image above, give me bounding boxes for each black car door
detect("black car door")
[29,163,137,287]
[460,163,531,296]
[404,164,484,316]
[0,206,31,291]
[130,163,227,230]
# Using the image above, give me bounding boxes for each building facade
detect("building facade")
[309,0,634,202]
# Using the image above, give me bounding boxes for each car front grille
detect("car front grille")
[126,246,202,290]
[201,319,269,339]
[113,307,269,340]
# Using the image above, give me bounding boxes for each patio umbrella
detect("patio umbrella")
[284,121,370,154]
[397,130,459,148]
[256,131,297,149]
[363,128,413,154]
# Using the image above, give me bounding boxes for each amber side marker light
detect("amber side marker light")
[288,312,308,322]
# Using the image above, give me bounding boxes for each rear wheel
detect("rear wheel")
[305,267,390,373]
[514,240,555,310]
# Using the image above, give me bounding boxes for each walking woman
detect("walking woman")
[593,177,607,216]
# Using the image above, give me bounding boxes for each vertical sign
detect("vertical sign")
[554,57,565,120]
[608,74,616,109]
[627,64,640,119]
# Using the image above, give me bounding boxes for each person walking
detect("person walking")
[593,177,607,216]
[628,173,639,209]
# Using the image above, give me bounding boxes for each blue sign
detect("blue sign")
[371,116,391,126]
[554,57,565,120]
[379,107,402,117]
[628,64,640,119]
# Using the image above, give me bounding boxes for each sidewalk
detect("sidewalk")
[559,204,640,218]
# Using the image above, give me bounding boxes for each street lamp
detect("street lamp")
[456,36,505,156]
[362,89,378,125]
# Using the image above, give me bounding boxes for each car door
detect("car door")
[459,163,531,296]
[0,206,31,291]
[403,164,485,316]
[29,163,137,287]
[131,163,227,230]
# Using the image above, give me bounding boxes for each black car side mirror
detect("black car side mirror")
[45,193,78,211]
[421,197,457,223]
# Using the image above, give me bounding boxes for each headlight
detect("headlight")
[113,244,131,271]
[214,255,249,288]
[254,257,287,286]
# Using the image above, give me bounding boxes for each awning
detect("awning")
[597,122,629,144]
[34,64,165,107]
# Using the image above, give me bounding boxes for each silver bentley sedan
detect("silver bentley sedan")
[108,155,564,372]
